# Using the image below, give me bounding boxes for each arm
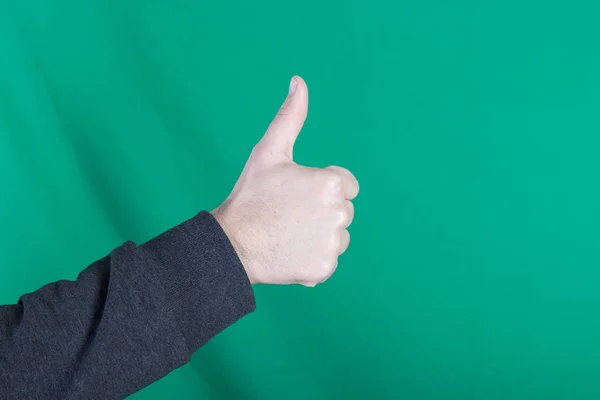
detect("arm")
[0,212,255,400]
[0,76,359,399]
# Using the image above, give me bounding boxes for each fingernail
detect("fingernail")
[288,77,297,96]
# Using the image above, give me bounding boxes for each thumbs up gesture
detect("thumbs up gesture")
[212,76,359,287]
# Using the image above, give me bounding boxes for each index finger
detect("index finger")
[326,166,359,200]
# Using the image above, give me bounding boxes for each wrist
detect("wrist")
[211,207,258,285]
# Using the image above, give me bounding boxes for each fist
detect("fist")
[212,76,359,286]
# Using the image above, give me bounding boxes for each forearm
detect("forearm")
[0,211,255,400]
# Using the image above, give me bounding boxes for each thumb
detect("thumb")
[258,76,308,160]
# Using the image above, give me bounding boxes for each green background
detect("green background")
[1,0,600,398]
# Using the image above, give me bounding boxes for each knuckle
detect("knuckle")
[326,165,359,198]
[316,264,333,282]
[276,100,293,116]
[321,171,343,192]
[341,230,351,252]
[331,203,349,225]
[327,165,350,180]
[330,233,342,252]
[346,201,355,220]
[251,142,268,158]
[311,259,335,283]
[321,259,339,282]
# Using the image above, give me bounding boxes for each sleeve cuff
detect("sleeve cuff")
[139,211,256,353]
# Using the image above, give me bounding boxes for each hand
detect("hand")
[212,76,359,286]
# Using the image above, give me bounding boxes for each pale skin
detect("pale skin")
[212,76,359,287]
[0,75,357,400]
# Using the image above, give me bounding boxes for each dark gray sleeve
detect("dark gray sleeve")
[0,211,256,400]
